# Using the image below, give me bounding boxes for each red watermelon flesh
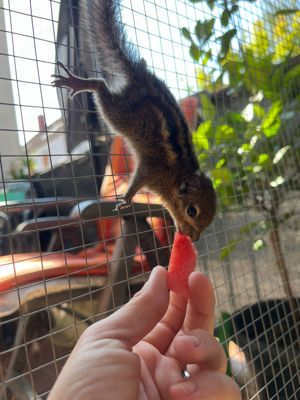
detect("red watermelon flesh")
[167,232,198,297]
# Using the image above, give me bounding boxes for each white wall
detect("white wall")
[31,133,68,173]
[0,0,24,185]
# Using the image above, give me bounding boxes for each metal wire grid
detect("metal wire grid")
[0,0,299,399]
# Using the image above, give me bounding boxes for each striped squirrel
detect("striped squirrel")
[52,0,216,241]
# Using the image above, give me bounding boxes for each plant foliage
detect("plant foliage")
[183,2,300,261]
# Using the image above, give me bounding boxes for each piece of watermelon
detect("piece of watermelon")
[167,231,198,297]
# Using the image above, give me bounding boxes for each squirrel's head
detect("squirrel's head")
[166,170,216,241]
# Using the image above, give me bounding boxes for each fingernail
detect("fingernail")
[186,335,201,347]
[143,266,160,288]
[148,266,159,281]
[133,266,166,298]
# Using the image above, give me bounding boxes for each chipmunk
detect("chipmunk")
[52,0,216,241]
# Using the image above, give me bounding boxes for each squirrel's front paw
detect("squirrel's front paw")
[113,195,132,212]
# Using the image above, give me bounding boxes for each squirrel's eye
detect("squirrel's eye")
[186,205,198,218]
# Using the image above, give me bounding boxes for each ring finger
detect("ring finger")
[170,370,241,400]
[168,329,227,374]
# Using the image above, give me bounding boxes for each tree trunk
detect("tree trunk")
[269,214,300,330]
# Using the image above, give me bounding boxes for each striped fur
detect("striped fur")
[52,0,216,240]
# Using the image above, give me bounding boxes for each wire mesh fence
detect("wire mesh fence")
[0,0,299,399]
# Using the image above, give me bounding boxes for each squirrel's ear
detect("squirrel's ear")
[194,170,205,184]
[140,58,147,68]
[188,170,205,191]
[179,181,188,194]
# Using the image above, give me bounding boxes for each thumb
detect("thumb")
[89,266,169,349]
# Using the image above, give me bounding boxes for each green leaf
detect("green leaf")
[257,153,270,165]
[215,158,226,168]
[207,0,215,10]
[261,101,282,130]
[256,220,273,234]
[220,239,240,260]
[225,112,247,132]
[218,29,237,58]
[244,165,254,173]
[181,27,192,41]
[215,312,234,376]
[262,118,281,138]
[195,136,210,151]
[252,239,264,251]
[195,19,215,43]
[193,122,211,151]
[237,143,251,155]
[250,134,258,148]
[199,93,216,120]
[221,9,230,27]
[202,50,212,65]
[253,165,263,173]
[189,43,202,61]
[217,184,236,207]
[199,153,209,162]
[283,65,300,88]
[240,221,258,234]
[198,120,212,136]
[253,103,265,119]
[215,125,237,145]
[261,102,282,137]
[273,145,291,164]
[212,167,233,183]
[249,20,269,58]
[270,176,285,187]
[278,211,296,225]
[213,178,222,189]
[241,103,254,122]
[275,9,300,16]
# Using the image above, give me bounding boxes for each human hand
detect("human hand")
[48,267,241,399]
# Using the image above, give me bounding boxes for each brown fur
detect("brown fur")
[51,1,216,240]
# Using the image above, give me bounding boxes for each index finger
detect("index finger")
[183,271,215,334]
[86,266,170,349]
[143,272,215,353]
[142,289,188,353]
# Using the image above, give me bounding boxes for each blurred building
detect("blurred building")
[27,116,68,174]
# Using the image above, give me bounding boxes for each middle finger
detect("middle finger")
[143,291,187,353]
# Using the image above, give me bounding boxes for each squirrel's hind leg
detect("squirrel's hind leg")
[51,62,108,98]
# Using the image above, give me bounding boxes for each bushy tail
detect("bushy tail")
[80,0,139,91]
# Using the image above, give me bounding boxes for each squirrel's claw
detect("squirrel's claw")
[113,196,132,212]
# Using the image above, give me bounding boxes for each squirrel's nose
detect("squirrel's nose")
[191,230,200,242]
[179,225,200,242]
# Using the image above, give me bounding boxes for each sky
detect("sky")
[2,0,260,146]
